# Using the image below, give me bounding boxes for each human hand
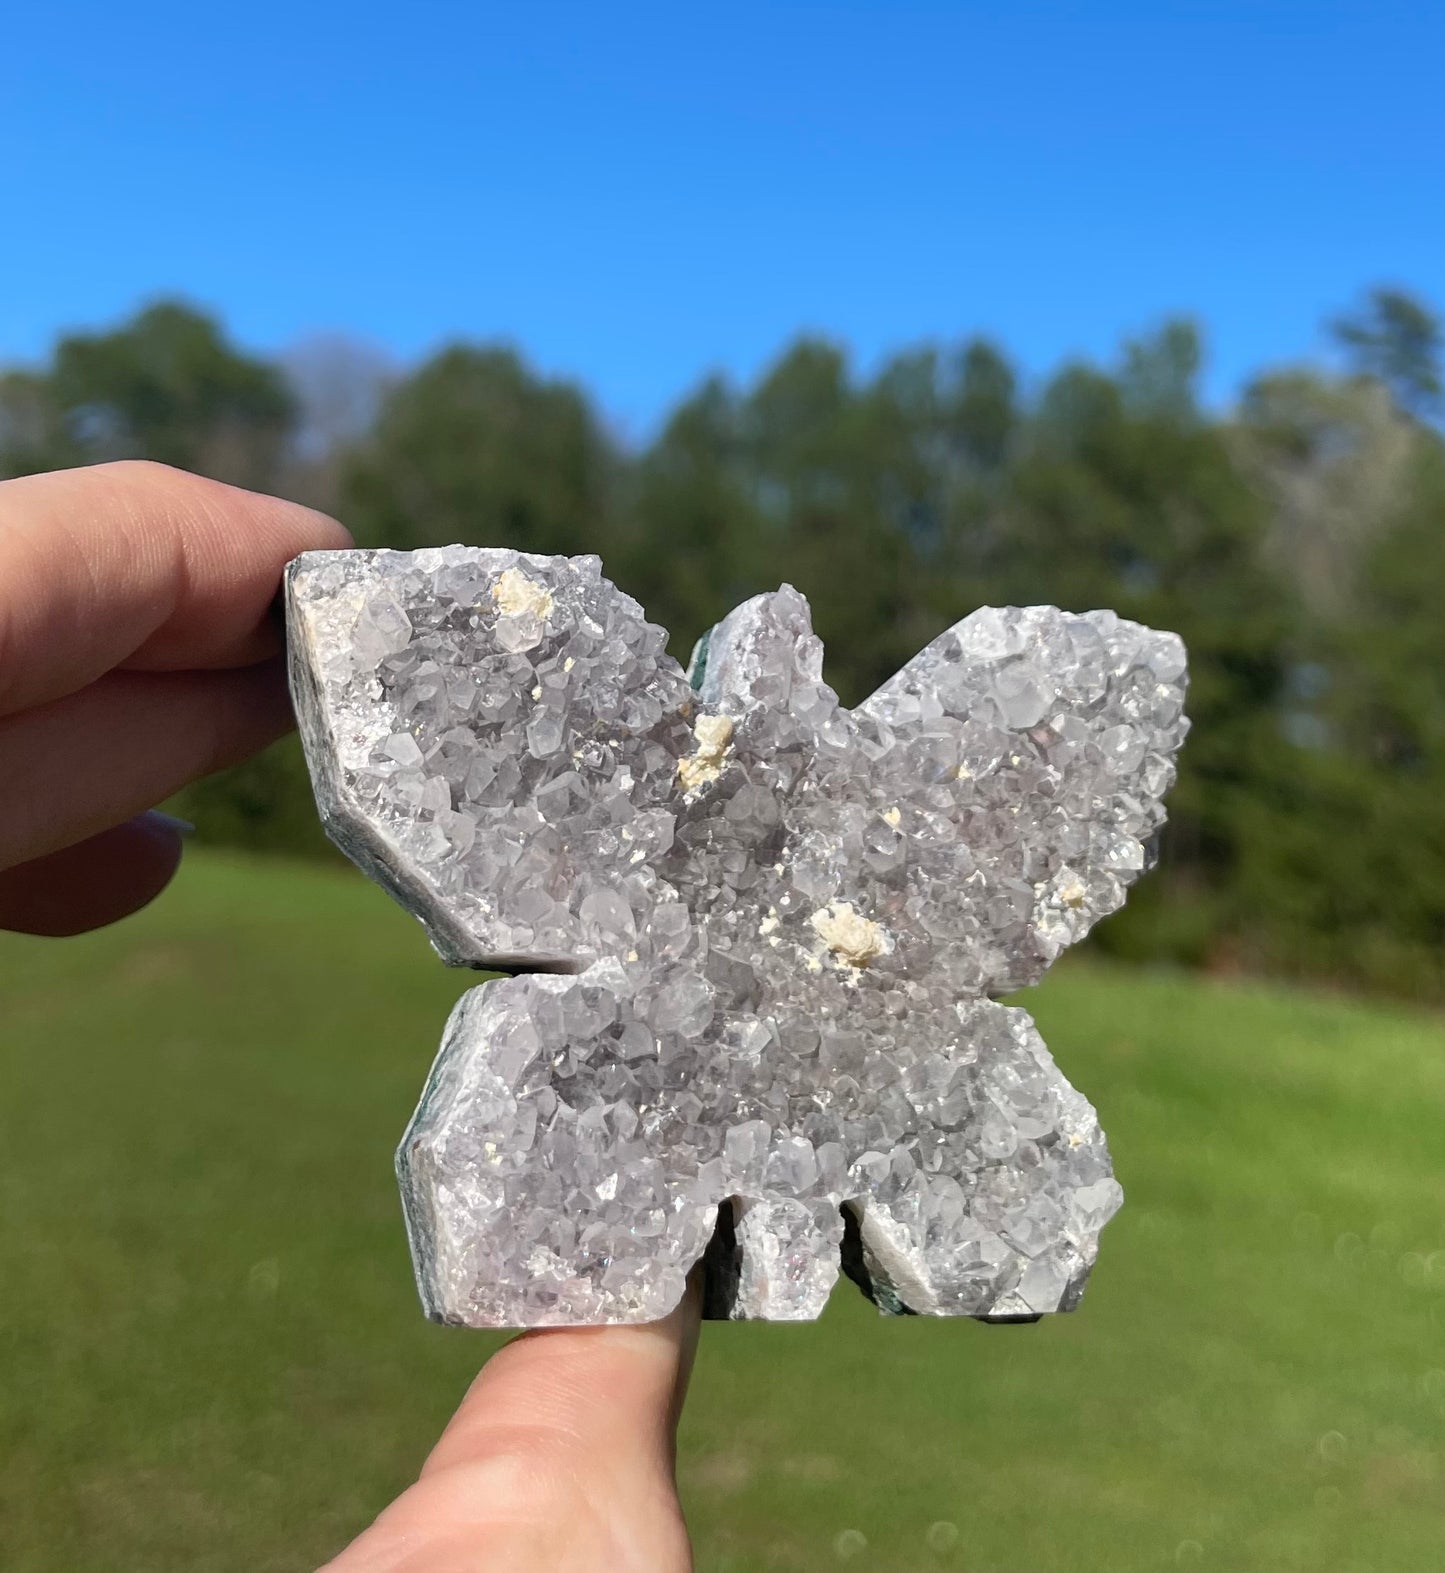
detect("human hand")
[1,461,700,1571]
[0,461,350,932]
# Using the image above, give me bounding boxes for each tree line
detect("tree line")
[3,292,1442,998]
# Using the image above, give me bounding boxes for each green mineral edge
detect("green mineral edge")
[685,627,712,693]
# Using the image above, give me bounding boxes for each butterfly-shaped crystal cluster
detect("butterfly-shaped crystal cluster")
[286,548,1187,1327]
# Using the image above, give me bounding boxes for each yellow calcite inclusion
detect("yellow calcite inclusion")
[1057,873,1087,909]
[809,901,890,968]
[677,713,734,793]
[492,567,555,622]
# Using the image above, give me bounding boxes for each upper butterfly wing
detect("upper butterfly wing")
[286,547,698,970]
[854,605,1188,994]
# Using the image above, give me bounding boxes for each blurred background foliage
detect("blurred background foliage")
[3,288,1443,999]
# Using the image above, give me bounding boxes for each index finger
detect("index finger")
[0,460,352,718]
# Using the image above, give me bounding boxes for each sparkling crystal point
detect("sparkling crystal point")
[286,548,1188,1327]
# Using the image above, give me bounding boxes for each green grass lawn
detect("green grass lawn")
[2,853,1443,1572]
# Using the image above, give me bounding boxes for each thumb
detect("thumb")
[321,1276,701,1573]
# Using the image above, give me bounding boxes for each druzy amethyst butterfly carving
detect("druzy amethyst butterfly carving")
[286,548,1187,1327]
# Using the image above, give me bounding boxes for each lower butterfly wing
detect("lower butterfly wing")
[399,966,722,1326]
[843,998,1123,1319]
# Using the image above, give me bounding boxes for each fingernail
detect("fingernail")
[143,811,196,837]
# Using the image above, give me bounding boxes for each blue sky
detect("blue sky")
[2,1,1441,438]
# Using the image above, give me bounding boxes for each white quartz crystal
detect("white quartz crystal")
[286,548,1189,1327]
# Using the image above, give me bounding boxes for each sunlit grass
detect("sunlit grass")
[2,853,1442,1571]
